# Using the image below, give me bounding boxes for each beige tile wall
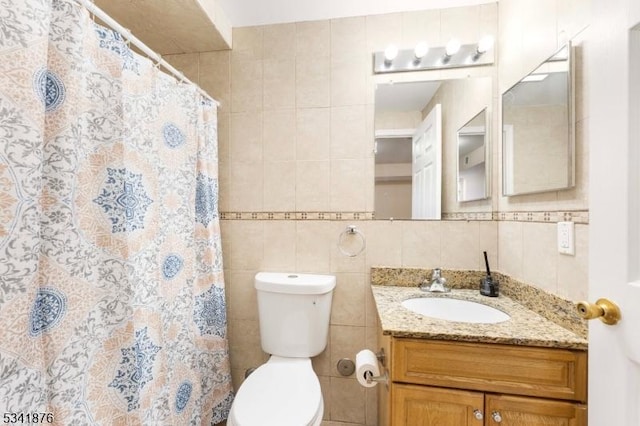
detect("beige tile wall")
[504,104,572,194]
[162,1,592,425]
[374,181,412,219]
[496,0,590,303]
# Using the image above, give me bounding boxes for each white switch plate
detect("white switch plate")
[557,221,575,255]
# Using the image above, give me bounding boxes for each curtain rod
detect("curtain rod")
[75,0,220,107]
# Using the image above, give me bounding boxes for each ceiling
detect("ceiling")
[503,72,568,107]
[218,0,495,27]
[95,0,230,55]
[375,81,442,113]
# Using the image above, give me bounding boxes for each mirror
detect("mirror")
[374,77,492,220]
[457,108,489,202]
[502,43,574,196]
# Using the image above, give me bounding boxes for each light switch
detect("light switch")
[557,221,575,255]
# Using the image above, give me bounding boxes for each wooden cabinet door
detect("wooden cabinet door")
[485,394,587,426]
[392,384,485,426]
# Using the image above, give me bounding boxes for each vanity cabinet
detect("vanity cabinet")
[392,384,484,425]
[379,337,587,426]
[392,385,586,425]
[485,394,586,425]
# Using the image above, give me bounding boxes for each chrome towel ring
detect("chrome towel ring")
[338,225,366,257]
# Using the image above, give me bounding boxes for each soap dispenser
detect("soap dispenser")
[480,251,499,297]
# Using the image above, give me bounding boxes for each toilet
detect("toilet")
[227,272,336,426]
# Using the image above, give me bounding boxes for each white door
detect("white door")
[412,104,442,219]
[589,1,640,425]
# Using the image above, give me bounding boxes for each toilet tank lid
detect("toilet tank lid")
[255,272,336,295]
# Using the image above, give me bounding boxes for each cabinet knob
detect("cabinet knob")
[473,409,483,420]
[492,411,502,423]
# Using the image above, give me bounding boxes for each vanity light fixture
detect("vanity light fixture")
[384,44,398,63]
[373,37,495,74]
[445,38,461,57]
[414,41,430,60]
[476,35,494,55]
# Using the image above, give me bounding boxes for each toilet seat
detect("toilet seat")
[228,356,323,426]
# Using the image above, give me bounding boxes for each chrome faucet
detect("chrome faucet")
[420,268,450,293]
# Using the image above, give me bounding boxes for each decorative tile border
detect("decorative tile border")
[441,212,494,221]
[370,266,588,339]
[219,212,375,220]
[494,210,589,224]
[220,210,589,224]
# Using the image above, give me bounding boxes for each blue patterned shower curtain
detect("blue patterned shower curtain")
[0,0,234,424]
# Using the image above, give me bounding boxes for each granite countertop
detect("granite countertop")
[372,286,588,350]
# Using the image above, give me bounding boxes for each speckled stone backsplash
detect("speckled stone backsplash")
[370,267,588,339]
[370,267,486,289]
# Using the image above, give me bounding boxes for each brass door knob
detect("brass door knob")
[576,298,621,325]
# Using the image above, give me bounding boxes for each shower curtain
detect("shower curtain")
[0,0,234,424]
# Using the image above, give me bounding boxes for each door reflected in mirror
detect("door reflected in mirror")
[502,43,574,196]
[457,108,489,202]
[374,81,443,220]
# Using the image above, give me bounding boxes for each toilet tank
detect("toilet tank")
[255,272,336,358]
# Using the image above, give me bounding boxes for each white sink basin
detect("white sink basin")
[401,297,510,324]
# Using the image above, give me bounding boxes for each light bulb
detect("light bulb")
[477,35,494,54]
[384,44,398,62]
[414,41,429,59]
[445,38,461,56]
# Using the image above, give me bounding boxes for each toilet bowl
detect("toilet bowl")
[227,272,336,426]
[227,356,323,426]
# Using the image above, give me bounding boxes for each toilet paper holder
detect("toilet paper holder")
[375,348,386,367]
[364,369,389,386]
[337,348,387,377]
[364,348,389,388]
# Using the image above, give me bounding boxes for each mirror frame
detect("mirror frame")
[456,107,490,202]
[501,42,575,197]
